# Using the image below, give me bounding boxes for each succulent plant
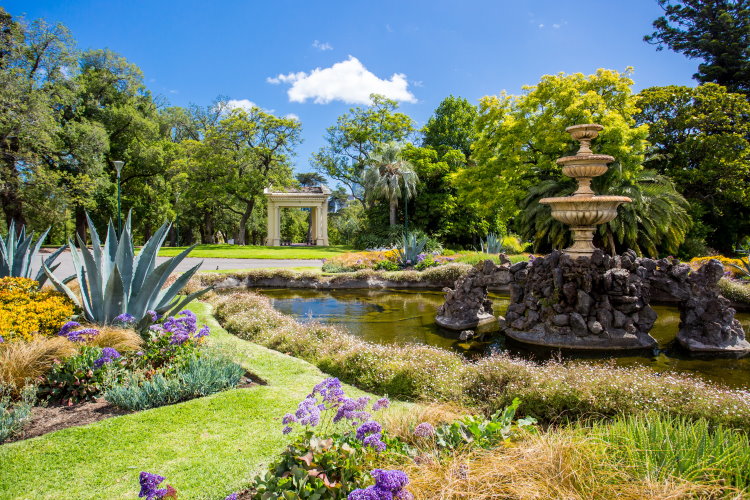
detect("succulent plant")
[481,233,502,254]
[44,213,211,326]
[0,220,67,286]
[729,244,750,279]
[397,232,428,267]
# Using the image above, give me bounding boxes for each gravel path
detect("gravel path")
[34,250,322,279]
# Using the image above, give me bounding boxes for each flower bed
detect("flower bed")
[1,307,248,442]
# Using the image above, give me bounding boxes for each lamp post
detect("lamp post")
[113,161,124,236]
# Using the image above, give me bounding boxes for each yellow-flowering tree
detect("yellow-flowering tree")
[459,68,690,256]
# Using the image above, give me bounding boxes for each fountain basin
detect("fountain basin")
[539,195,632,226]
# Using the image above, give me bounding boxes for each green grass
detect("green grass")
[0,301,392,500]
[158,244,353,259]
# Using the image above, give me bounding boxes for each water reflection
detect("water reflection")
[256,288,750,389]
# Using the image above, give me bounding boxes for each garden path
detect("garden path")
[35,252,323,278]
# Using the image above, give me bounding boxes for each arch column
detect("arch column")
[263,187,330,246]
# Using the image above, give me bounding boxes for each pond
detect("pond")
[256,288,750,390]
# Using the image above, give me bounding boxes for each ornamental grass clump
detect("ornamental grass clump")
[0,336,77,393]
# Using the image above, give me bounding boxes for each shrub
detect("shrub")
[689,255,746,278]
[719,277,750,304]
[38,346,126,405]
[0,384,36,442]
[105,353,244,411]
[0,336,78,393]
[0,277,75,342]
[210,291,750,431]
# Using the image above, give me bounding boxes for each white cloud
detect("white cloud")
[538,23,544,29]
[285,113,300,121]
[267,56,416,105]
[226,99,257,111]
[312,40,333,51]
[169,89,179,94]
[552,23,561,29]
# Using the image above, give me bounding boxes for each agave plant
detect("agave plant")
[0,220,67,286]
[397,232,428,267]
[44,213,211,326]
[481,233,502,254]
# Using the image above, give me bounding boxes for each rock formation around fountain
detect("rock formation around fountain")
[435,259,512,330]
[677,259,750,352]
[435,251,749,353]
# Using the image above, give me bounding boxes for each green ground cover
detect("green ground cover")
[158,244,353,259]
[0,302,391,500]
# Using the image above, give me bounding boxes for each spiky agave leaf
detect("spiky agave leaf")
[0,220,68,286]
[44,212,212,325]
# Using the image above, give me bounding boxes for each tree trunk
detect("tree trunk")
[0,158,26,229]
[237,200,255,245]
[389,199,397,226]
[75,206,87,244]
[200,213,215,244]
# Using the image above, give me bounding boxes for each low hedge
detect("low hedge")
[208,291,750,431]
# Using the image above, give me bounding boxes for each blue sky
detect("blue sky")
[7,0,698,176]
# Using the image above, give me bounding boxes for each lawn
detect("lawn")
[158,244,353,259]
[0,301,393,500]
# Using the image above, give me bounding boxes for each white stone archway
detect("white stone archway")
[264,186,330,246]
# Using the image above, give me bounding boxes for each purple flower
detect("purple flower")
[225,495,238,500]
[413,422,435,437]
[147,310,160,322]
[58,321,81,336]
[114,313,135,324]
[363,434,387,451]
[417,253,426,263]
[169,331,190,345]
[194,325,210,338]
[356,420,382,440]
[348,469,411,500]
[0,335,4,343]
[282,413,296,424]
[282,426,293,435]
[372,398,390,411]
[310,377,345,404]
[94,347,121,368]
[65,328,100,342]
[138,472,168,500]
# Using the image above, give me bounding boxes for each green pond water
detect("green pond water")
[256,288,750,390]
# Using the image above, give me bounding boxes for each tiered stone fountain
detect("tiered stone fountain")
[539,124,631,258]
[437,123,750,353]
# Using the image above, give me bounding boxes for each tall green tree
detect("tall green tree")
[421,95,478,157]
[464,69,690,255]
[636,83,750,252]
[312,94,413,206]
[363,142,418,227]
[0,9,75,227]
[645,0,750,96]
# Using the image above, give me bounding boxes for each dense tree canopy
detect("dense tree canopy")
[645,0,750,96]
[311,95,413,206]
[636,83,750,252]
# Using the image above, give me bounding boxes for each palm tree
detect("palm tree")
[363,142,419,227]
[519,169,691,257]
